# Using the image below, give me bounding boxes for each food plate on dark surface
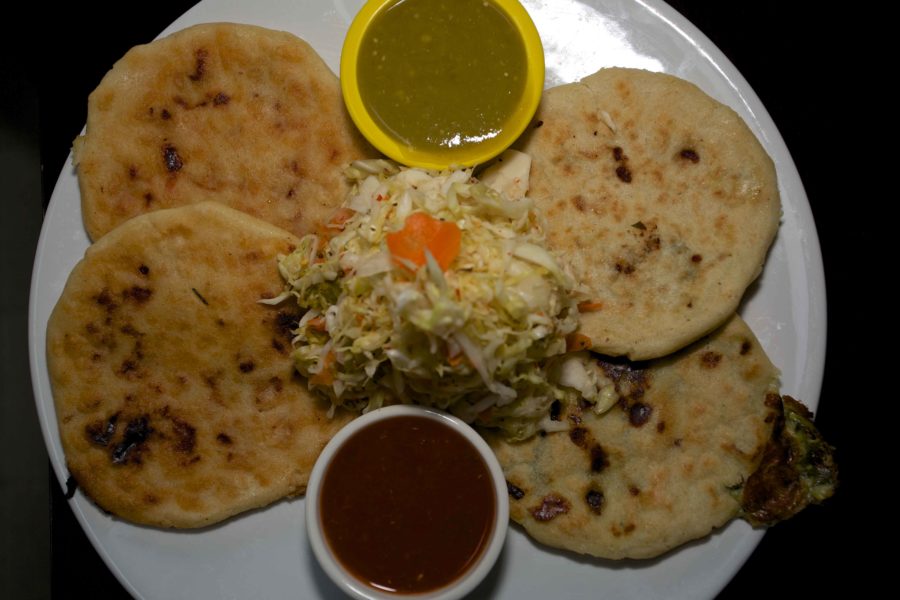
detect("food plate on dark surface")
[29,0,826,598]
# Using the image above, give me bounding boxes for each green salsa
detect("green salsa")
[357,0,528,158]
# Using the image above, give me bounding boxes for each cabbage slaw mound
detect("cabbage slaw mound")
[272,158,613,440]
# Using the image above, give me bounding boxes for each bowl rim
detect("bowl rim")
[305,404,510,600]
[340,0,545,170]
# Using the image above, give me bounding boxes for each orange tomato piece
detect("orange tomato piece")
[386,213,461,271]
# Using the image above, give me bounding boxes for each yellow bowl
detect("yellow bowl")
[341,0,544,170]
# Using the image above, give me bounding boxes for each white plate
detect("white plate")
[28,0,826,598]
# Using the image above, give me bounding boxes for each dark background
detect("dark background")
[2,1,865,597]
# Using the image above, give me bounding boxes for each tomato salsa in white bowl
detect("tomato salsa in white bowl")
[306,404,509,599]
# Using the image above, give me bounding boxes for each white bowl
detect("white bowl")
[306,404,509,600]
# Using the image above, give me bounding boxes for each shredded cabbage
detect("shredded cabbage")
[277,159,602,440]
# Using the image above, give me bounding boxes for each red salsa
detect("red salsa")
[319,415,496,594]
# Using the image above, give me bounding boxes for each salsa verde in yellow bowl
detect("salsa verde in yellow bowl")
[341,0,544,169]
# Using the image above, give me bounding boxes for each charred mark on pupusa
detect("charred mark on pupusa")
[679,148,700,163]
[507,480,525,500]
[628,402,653,427]
[700,351,722,368]
[586,489,604,514]
[531,494,570,521]
[85,412,120,447]
[163,144,184,172]
[111,415,153,465]
[590,445,608,472]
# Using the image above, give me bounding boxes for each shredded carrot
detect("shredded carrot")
[309,350,336,386]
[578,300,604,312]
[566,332,593,352]
[307,316,327,332]
[314,208,357,249]
[448,354,465,367]
[447,347,467,367]
[314,224,331,249]
[386,212,461,271]
[329,207,357,227]
[476,408,494,424]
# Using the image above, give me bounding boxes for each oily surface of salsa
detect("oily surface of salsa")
[357,0,527,158]
[319,415,496,594]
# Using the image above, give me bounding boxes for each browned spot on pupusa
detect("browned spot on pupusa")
[644,234,661,253]
[216,433,233,445]
[568,426,609,473]
[268,376,283,392]
[213,92,230,106]
[740,340,753,355]
[189,48,208,82]
[118,336,145,379]
[122,286,152,304]
[120,324,142,338]
[586,489,604,514]
[203,371,220,389]
[612,146,633,183]
[171,417,197,454]
[94,289,118,313]
[615,260,635,275]
[610,522,636,537]
[616,165,633,183]
[679,148,700,163]
[571,195,587,212]
[569,427,589,448]
[701,351,722,368]
[590,445,608,472]
[531,494,570,521]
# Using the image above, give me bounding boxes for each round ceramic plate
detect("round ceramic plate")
[28,0,825,598]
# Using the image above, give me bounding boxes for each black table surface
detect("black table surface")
[28,1,865,597]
